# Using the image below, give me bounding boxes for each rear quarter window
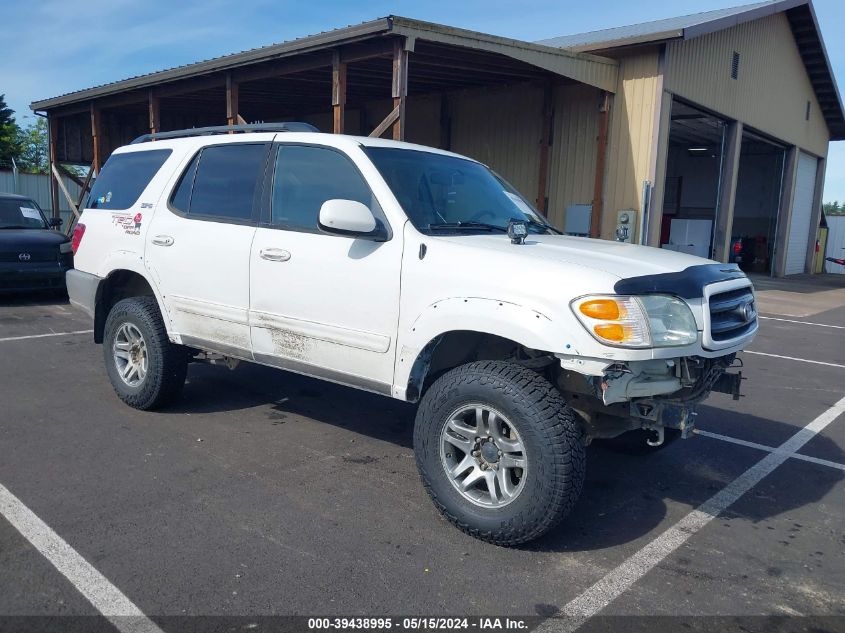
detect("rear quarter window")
[87,149,172,210]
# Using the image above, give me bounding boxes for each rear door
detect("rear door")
[145,140,272,357]
[248,142,402,394]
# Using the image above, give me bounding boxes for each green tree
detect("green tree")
[0,94,21,168]
[16,117,48,174]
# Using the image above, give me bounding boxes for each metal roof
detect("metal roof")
[30,16,617,112]
[537,0,845,140]
[536,1,779,50]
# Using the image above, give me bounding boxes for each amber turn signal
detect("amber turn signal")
[579,299,620,321]
[593,323,625,342]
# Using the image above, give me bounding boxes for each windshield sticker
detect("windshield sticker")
[97,191,113,205]
[110,212,141,236]
[20,207,41,220]
[504,192,534,216]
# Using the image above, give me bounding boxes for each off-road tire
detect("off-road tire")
[103,296,188,410]
[414,360,585,546]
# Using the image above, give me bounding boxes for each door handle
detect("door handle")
[260,248,291,262]
[151,235,174,247]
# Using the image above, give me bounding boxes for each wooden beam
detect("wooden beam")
[58,164,86,189]
[536,83,554,216]
[226,73,239,127]
[332,50,347,134]
[391,40,409,141]
[439,93,451,150]
[369,105,400,139]
[590,91,611,238]
[51,163,79,220]
[148,91,160,134]
[90,104,102,174]
[48,115,60,220]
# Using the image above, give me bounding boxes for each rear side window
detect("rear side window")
[88,149,172,210]
[271,144,379,231]
[171,144,267,222]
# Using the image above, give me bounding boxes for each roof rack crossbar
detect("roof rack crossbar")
[130,122,319,144]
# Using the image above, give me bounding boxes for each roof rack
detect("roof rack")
[130,122,319,144]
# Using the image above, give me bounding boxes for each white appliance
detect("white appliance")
[666,218,713,259]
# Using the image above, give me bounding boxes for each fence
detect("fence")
[825,215,845,274]
[0,169,83,227]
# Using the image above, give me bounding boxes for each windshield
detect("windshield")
[364,147,556,236]
[0,198,48,229]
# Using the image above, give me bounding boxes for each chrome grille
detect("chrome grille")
[708,286,757,342]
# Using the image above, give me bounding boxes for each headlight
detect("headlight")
[571,295,697,348]
[59,242,73,254]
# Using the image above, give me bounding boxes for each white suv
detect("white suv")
[67,124,757,545]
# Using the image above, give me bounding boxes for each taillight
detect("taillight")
[71,223,86,254]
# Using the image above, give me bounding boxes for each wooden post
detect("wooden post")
[48,114,60,220]
[536,83,554,216]
[226,73,239,127]
[590,91,611,238]
[148,91,160,134]
[391,40,409,141]
[90,104,102,175]
[439,93,451,150]
[332,50,347,134]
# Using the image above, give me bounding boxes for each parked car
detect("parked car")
[0,193,71,294]
[66,124,757,546]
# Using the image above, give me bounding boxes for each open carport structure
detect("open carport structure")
[31,16,617,236]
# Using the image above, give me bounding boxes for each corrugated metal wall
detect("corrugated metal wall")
[547,84,600,229]
[824,215,845,274]
[449,83,544,205]
[602,50,661,240]
[664,13,829,157]
[0,170,82,225]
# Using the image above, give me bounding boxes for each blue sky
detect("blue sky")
[2,0,843,201]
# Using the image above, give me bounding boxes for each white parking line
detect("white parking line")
[0,330,92,343]
[0,483,163,633]
[696,429,845,472]
[759,316,845,330]
[549,394,845,632]
[744,350,845,369]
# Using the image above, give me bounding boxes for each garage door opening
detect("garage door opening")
[660,101,726,259]
[732,130,786,274]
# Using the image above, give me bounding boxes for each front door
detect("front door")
[146,140,272,357]
[249,143,402,394]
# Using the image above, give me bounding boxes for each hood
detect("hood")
[0,229,69,250]
[430,233,715,280]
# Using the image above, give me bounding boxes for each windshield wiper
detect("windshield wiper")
[515,218,560,235]
[428,221,507,232]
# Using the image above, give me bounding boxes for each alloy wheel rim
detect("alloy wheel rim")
[113,323,148,387]
[439,404,527,508]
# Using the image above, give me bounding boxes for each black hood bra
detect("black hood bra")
[0,229,69,250]
[613,263,747,299]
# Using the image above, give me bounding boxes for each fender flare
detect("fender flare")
[393,297,565,400]
[94,255,172,343]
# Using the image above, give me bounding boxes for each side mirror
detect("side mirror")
[49,217,63,228]
[318,199,385,240]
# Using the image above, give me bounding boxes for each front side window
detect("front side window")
[270,144,381,231]
[184,144,268,221]
[88,149,172,210]
[364,147,555,236]
[0,198,48,229]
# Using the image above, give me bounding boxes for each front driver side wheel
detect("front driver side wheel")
[414,361,586,546]
[103,296,188,410]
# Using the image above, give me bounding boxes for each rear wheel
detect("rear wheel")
[414,361,585,546]
[103,296,188,410]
